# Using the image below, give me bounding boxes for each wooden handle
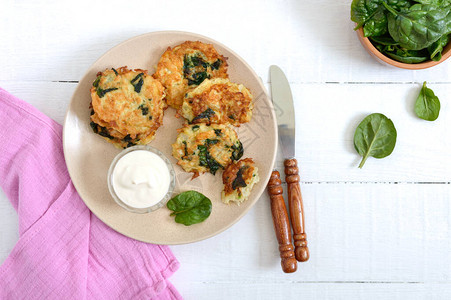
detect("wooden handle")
[284,159,309,262]
[267,171,297,273]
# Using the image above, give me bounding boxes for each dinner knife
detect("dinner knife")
[270,65,309,263]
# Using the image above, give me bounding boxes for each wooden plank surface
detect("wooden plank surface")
[1,0,451,299]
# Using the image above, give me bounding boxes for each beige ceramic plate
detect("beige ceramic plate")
[63,31,277,245]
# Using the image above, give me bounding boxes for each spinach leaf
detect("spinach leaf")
[414,81,441,121]
[205,138,219,146]
[131,73,144,93]
[232,167,248,190]
[371,33,431,63]
[384,2,451,50]
[125,141,135,148]
[363,6,388,37]
[96,87,118,98]
[138,103,149,115]
[167,191,212,226]
[183,54,211,86]
[182,141,188,157]
[90,122,115,140]
[191,107,215,123]
[386,0,412,10]
[412,0,451,5]
[370,35,399,45]
[354,113,397,168]
[198,143,223,175]
[90,121,98,133]
[384,47,429,63]
[92,75,101,87]
[351,0,411,36]
[188,71,208,86]
[351,0,385,35]
[231,141,244,161]
[189,56,209,68]
[351,0,381,29]
[197,145,209,167]
[428,34,450,60]
[211,59,222,70]
[97,125,114,139]
[214,129,222,136]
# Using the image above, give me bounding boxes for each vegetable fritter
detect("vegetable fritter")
[222,158,259,205]
[90,67,166,148]
[180,78,254,126]
[172,123,243,178]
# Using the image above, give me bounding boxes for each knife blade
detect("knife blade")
[269,65,295,159]
[270,65,309,263]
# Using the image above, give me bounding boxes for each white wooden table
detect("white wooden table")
[1,0,451,299]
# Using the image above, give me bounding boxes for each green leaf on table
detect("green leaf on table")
[167,191,212,226]
[414,81,441,121]
[354,113,397,169]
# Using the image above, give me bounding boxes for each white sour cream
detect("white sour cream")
[112,150,171,208]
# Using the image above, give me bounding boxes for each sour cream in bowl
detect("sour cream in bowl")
[107,145,175,213]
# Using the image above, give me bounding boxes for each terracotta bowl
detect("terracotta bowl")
[356,28,451,70]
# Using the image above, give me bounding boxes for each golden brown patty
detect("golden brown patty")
[172,123,243,178]
[180,78,254,126]
[222,158,259,205]
[154,41,228,109]
[90,67,166,148]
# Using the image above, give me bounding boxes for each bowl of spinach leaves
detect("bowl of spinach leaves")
[351,0,451,69]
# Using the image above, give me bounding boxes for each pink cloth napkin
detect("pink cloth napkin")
[0,88,182,299]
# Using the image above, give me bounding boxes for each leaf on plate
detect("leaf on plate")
[167,191,212,226]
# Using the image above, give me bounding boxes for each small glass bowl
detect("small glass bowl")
[107,145,176,214]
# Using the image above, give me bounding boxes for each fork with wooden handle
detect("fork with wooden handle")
[267,171,297,273]
[284,159,309,262]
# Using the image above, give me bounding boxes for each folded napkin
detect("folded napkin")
[0,88,182,299]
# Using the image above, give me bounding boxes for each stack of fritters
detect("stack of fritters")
[90,67,166,148]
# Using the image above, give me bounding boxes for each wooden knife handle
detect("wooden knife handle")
[284,159,309,262]
[267,171,297,273]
